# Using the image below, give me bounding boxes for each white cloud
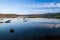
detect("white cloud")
[31,2,60,14]
[32,9,60,14]
[0,2,60,14]
[33,3,60,8]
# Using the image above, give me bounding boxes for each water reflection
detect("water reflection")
[0,18,60,40]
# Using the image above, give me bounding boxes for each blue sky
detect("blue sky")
[0,0,60,14]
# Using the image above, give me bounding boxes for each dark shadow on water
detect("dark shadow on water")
[33,35,60,40]
[3,26,60,40]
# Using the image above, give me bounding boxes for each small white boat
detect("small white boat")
[0,19,4,23]
[0,21,3,23]
[23,18,28,22]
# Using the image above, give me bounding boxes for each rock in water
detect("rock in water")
[10,29,14,33]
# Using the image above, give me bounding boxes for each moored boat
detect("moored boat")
[5,20,11,23]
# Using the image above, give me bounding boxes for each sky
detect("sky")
[0,0,60,14]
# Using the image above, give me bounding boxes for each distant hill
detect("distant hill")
[0,13,60,18]
[41,13,60,18]
[23,13,60,18]
[0,14,20,18]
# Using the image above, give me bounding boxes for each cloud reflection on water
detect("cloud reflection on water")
[0,18,60,28]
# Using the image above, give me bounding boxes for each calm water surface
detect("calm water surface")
[0,18,60,40]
